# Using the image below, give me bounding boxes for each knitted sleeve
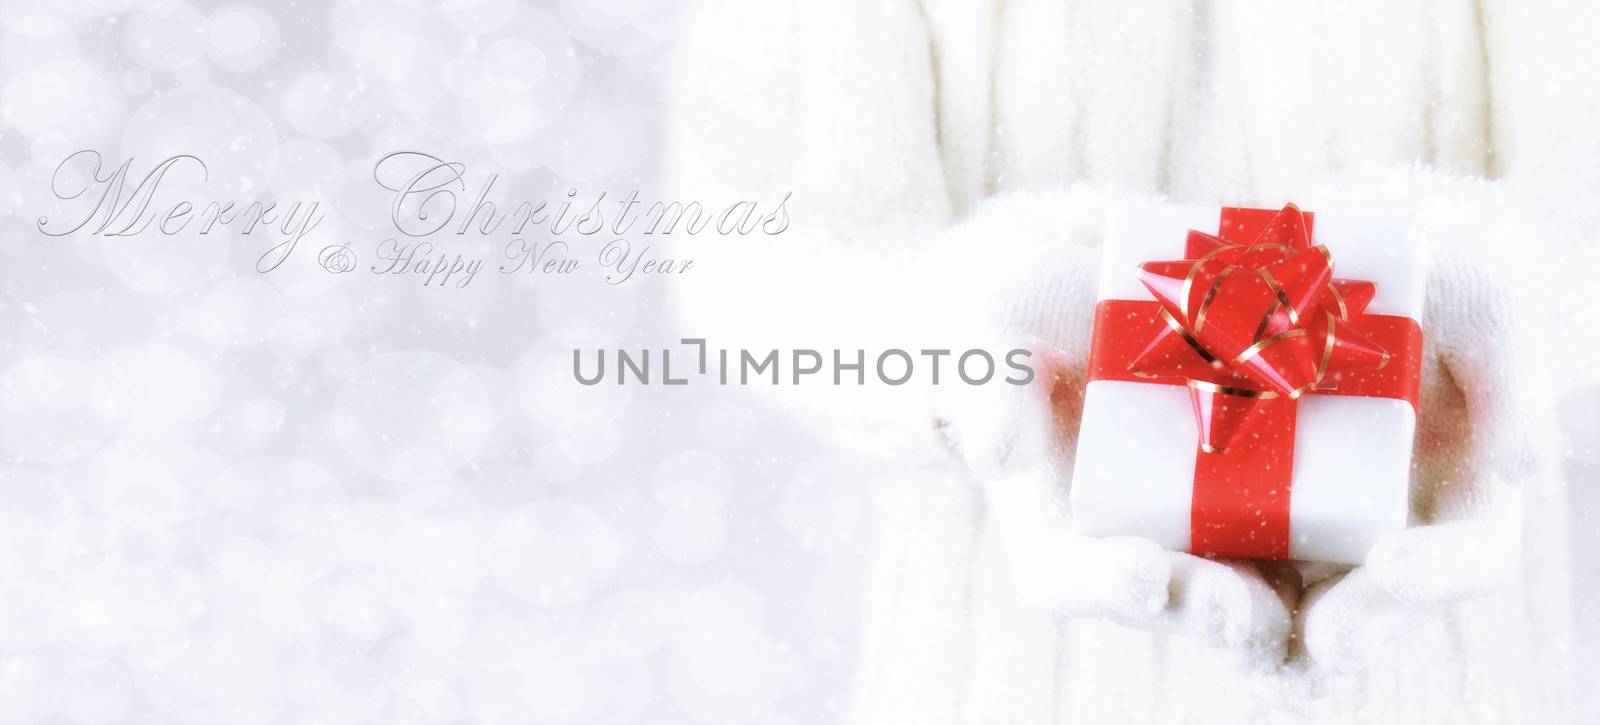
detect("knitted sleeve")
[661,0,1104,463]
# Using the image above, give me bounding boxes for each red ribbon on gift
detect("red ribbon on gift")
[1086,205,1423,559]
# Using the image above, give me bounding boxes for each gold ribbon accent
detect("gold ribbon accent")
[1327,283,1349,321]
[1128,307,1218,378]
[1160,307,1216,364]
[1252,301,1281,343]
[1234,327,1307,364]
[1315,311,1336,389]
[1179,246,1234,321]
[1258,267,1300,326]
[1193,266,1236,333]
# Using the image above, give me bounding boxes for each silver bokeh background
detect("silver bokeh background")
[0,1,1596,723]
[0,1,866,723]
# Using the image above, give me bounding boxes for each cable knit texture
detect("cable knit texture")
[665,1,1592,722]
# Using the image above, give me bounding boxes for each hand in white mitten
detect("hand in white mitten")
[931,190,1294,670]
[1293,174,1553,671]
[933,178,1550,673]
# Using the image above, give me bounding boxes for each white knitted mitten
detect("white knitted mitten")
[932,189,1294,670]
[935,174,1552,673]
[1290,170,1555,672]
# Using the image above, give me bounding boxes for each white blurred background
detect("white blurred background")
[0,1,870,723]
[1,1,1596,723]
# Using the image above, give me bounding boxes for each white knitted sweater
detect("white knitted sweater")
[664,2,1590,722]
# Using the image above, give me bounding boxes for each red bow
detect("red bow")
[1126,204,1391,453]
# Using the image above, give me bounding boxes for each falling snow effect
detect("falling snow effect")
[2,1,1599,723]
[0,1,865,723]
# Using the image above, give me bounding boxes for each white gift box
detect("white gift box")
[1069,203,1427,565]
